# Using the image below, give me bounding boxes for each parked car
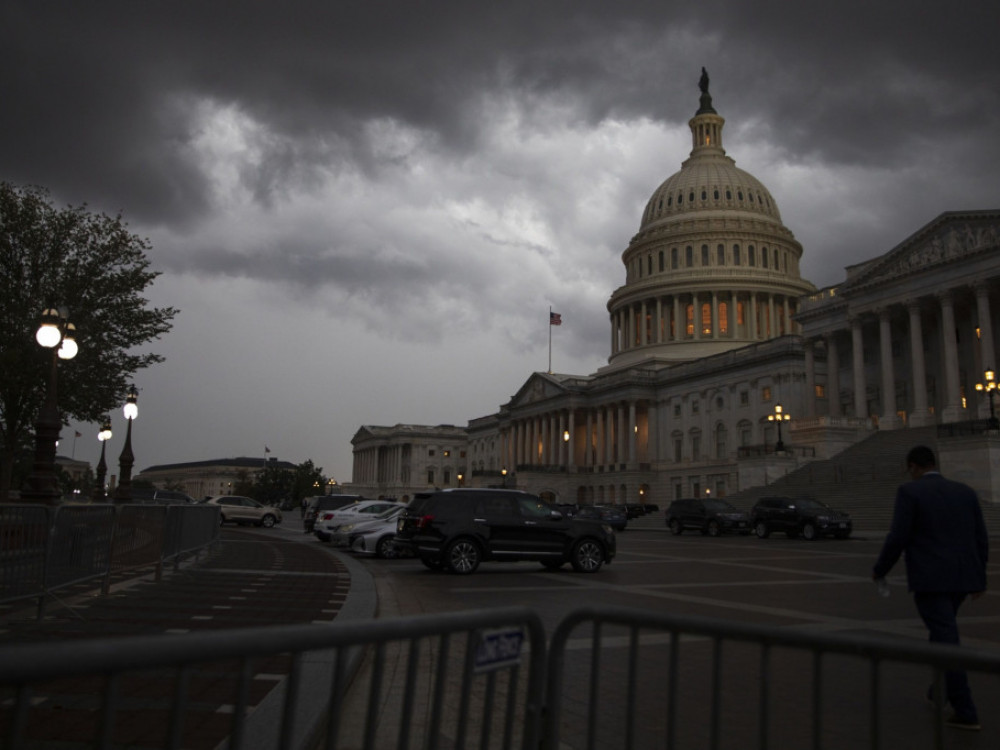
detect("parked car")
[337,506,408,558]
[623,503,646,519]
[643,503,660,514]
[203,496,283,527]
[314,500,401,542]
[750,496,852,540]
[394,488,616,574]
[130,488,197,505]
[303,494,369,533]
[665,498,750,536]
[574,505,628,532]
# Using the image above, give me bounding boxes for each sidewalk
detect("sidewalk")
[0,523,375,749]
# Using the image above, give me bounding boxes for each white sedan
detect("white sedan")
[314,500,400,542]
[334,506,408,558]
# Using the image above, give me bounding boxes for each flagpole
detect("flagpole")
[548,306,553,374]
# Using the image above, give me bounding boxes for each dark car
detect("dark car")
[574,505,628,531]
[303,494,369,533]
[665,498,750,536]
[750,496,852,540]
[129,488,197,504]
[394,488,616,574]
[623,503,646,519]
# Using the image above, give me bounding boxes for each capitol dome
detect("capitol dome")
[606,70,816,368]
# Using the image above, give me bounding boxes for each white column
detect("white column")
[908,301,933,426]
[594,409,604,468]
[804,340,816,418]
[851,316,868,419]
[566,410,575,469]
[585,411,593,468]
[940,292,963,422]
[692,292,700,340]
[976,282,996,371]
[672,296,681,341]
[826,334,840,418]
[750,293,758,339]
[711,291,719,339]
[878,308,901,429]
[768,295,776,338]
[628,401,637,463]
[656,298,664,343]
[640,301,648,346]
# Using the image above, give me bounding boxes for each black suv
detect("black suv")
[665,498,750,536]
[394,489,616,574]
[303,494,369,533]
[750,496,852,540]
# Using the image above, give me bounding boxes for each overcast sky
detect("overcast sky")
[3,2,999,485]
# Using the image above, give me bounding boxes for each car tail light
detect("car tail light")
[321,512,335,521]
[416,514,434,529]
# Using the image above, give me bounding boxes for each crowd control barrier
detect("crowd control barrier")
[0,503,220,618]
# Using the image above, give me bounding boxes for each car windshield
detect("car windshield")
[703,500,735,511]
[796,498,829,510]
[376,506,403,520]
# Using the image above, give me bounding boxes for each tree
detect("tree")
[0,182,177,500]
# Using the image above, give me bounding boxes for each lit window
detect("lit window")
[762,387,772,401]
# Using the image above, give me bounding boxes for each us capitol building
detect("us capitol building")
[348,73,1000,509]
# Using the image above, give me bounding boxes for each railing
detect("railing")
[3,604,999,749]
[545,606,1000,750]
[0,606,546,750]
[0,503,220,619]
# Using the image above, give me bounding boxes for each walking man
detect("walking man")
[873,445,988,730]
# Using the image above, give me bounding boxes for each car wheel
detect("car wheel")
[754,521,770,539]
[376,535,398,559]
[261,515,276,528]
[419,555,445,571]
[669,519,683,535]
[219,515,226,526]
[801,522,817,541]
[706,520,721,537]
[445,539,481,574]
[571,539,604,573]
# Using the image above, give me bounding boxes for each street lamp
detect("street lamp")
[768,403,790,453]
[115,387,138,503]
[22,308,78,504]
[92,417,112,502]
[501,467,507,488]
[975,369,999,429]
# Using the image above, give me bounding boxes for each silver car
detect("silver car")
[204,496,283,528]
[335,506,407,558]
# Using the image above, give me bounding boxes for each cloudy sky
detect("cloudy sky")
[3,2,998,484]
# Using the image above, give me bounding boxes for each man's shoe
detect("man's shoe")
[945,714,981,731]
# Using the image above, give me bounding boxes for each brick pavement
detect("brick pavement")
[0,526,358,749]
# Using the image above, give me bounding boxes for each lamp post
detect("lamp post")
[767,403,790,453]
[114,387,138,503]
[501,467,507,488]
[92,417,112,502]
[22,308,78,504]
[975,369,999,429]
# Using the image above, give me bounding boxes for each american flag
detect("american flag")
[549,311,562,326]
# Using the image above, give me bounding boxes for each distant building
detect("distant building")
[136,456,296,499]
[346,424,469,502]
[350,75,1000,506]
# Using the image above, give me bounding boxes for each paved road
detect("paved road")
[348,513,1000,749]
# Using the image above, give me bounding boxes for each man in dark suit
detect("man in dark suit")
[873,445,989,731]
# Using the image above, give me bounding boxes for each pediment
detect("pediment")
[844,211,1000,292]
[509,372,569,408]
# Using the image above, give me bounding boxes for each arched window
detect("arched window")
[659,250,664,272]
[686,246,693,267]
[748,245,756,266]
[701,245,709,266]
[714,189,720,200]
[671,247,679,269]
[762,247,769,268]
[717,244,725,265]
[737,420,753,447]
[647,255,653,275]
[733,244,741,265]
[690,428,702,461]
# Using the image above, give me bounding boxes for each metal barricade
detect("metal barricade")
[0,505,51,605]
[104,504,167,592]
[0,606,546,750]
[544,605,1000,750]
[163,503,219,567]
[44,505,116,594]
